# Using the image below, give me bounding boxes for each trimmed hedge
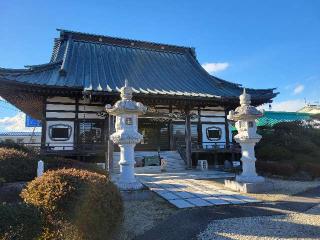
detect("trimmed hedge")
[21,168,123,240]
[256,121,320,179]
[43,157,107,176]
[0,203,43,240]
[0,148,38,182]
[256,161,298,177]
[301,162,320,179]
[0,139,35,153]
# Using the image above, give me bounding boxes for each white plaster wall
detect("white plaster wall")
[47,96,75,103]
[46,112,75,118]
[78,105,104,112]
[46,104,76,111]
[78,113,104,119]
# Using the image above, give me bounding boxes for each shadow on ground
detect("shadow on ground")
[135,186,320,240]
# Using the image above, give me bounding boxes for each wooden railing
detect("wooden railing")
[175,140,241,164]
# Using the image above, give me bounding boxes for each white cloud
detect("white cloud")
[201,62,229,74]
[0,112,41,132]
[293,84,304,95]
[259,99,305,112]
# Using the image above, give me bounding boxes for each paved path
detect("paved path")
[137,172,259,208]
[135,186,320,240]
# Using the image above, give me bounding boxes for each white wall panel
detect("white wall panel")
[78,105,104,112]
[46,104,76,111]
[47,97,75,103]
[46,112,75,118]
[78,113,104,119]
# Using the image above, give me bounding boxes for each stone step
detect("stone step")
[112,150,186,173]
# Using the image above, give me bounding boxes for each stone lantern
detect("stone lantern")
[106,80,147,190]
[227,89,265,184]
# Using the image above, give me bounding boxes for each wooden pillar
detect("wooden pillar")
[74,97,79,153]
[197,107,202,148]
[103,114,109,170]
[185,107,192,169]
[107,114,115,172]
[169,105,175,150]
[224,108,230,148]
[40,96,47,151]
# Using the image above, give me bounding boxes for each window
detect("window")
[49,124,72,141]
[206,127,222,141]
[79,121,104,144]
[17,138,24,144]
[52,128,69,138]
[125,118,133,125]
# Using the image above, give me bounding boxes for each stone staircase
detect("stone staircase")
[112,151,186,173]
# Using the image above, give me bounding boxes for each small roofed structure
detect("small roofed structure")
[0,132,41,146]
[0,29,278,169]
[298,104,320,115]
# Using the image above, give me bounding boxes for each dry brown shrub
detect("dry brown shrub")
[21,168,123,240]
[0,147,37,182]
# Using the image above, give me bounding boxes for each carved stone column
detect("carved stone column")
[227,89,264,183]
[106,80,147,190]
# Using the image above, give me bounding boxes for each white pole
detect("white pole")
[37,160,44,177]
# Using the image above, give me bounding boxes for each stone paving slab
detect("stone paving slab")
[137,171,261,208]
[169,199,194,208]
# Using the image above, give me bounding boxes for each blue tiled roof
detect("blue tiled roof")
[257,111,311,126]
[231,111,311,131]
[0,29,277,101]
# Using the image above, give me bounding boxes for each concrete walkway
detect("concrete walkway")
[137,171,260,208]
[135,186,320,240]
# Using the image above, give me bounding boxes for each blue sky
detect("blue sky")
[0,0,319,131]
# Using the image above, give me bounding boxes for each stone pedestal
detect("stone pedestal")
[117,144,143,190]
[225,179,273,193]
[235,139,265,183]
[106,80,147,190]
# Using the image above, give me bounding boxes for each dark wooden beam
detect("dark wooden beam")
[184,107,192,169]
[40,96,47,150]
[74,97,79,153]
[224,108,230,148]
[197,107,202,147]
[107,114,115,172]
[168,104,175,150]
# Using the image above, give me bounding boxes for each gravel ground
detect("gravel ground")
[202,178,320,201]
[114,178,320,240]
[114,195,177,240]
[198,204,320,240]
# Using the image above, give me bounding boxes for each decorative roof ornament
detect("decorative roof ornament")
[228,88,263,122]
[240,88,251,106]
[106,80,147,116]
[120,79,133,100]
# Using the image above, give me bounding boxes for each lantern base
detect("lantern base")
[113,177,144,190]
[225,179,273,193]
[236,175,265,183]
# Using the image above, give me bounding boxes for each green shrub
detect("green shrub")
[21,168,123,240]
[0,202,43,240]
[256,121,320,178]
[301,162,320,180]
[256,161,298,177]
[43,157,107,176]
[0,148,38,182]
[0,178,5,187]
